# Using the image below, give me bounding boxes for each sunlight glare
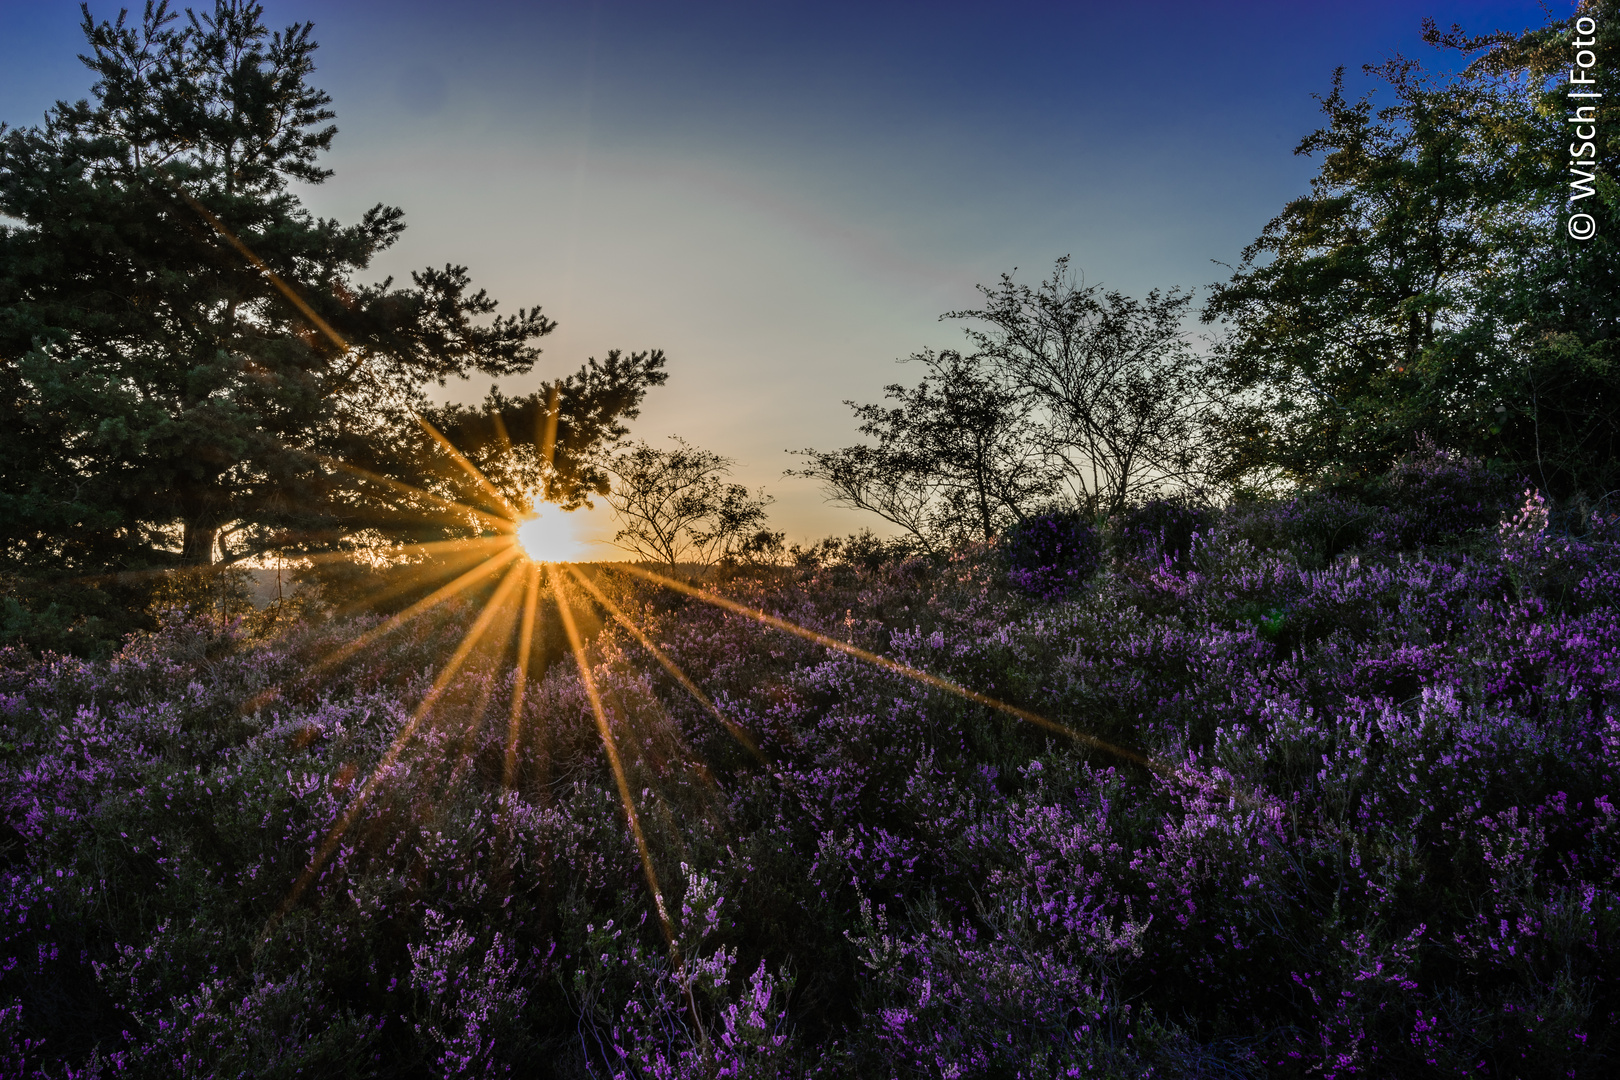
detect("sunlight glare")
[515,505,585,563]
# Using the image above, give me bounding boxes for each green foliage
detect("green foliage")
[0,572,149,658]
[0,2,668,653]
[1204,1,1620,496]
[2,1,549,573]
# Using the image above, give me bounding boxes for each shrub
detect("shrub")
[1222,446,1515,565]
[1002,511,1101,599]
[790,529,925,574]
[1365,443,1519,548]
[1114,499,1213,567]
[1220,489,1373,565]
[3,486,1619,1076]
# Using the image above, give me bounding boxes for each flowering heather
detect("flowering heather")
[1,456,1617,1077]
[1114,500,1213,569]
[1003,512,1101,599]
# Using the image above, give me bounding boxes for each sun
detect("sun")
[514,504,584,563]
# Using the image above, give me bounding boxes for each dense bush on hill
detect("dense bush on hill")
[1002,511,1102,599]
[0,451,1617,1078]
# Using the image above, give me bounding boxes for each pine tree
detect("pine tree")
[0,2,665,648]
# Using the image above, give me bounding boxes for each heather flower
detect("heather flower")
[1,458,1617,1074]
[1003,511,1101,599]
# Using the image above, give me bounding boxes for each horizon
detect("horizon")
[0,0,1571,557]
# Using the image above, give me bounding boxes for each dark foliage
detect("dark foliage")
[1002,510,1101,598]
[0,2,666,656]
[1204,1,1620,497]
[1114,499,1214,567]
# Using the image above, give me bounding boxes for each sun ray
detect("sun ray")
[447,575,523,790]
[416,414,521,520]
[263,558,529,944]
[167,170,519,546]
[502,563,542,797]
[490,408,514,461]
[561,565,724,812]
[314,543,521,669]
[242,543,522,717]
[323,537,511,621]
[548,564,676,950]
[299,534,508,571]
[319,455,516,535]
[609,563,1195,786]
[489,562,542,893]
[565,564,766,765]
[163,173,350,354]
[536,383,561,499]
[447,670,501,789]
[72,537,505,600]
[423,560,527,730]
[539,384,561,468]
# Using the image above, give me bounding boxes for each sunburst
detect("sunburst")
[514,505,588,564]
[250,409,1203,950]
[168,197,1206,957]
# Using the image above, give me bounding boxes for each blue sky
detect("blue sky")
[0,0,1571,551]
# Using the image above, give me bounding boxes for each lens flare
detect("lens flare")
[179,196,1231,964]
[515,505,585,563]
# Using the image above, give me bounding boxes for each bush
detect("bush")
[789,529,922,573]
[1363,443,1519,549]
[1219,489,1382,567]
[1222,446,1517,565]
[1114,499,1213,567]
[1002,511,1101,598]
[0,574,156,659]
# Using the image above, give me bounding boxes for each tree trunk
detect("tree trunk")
[976,471,993,544]
[181,522,218,566]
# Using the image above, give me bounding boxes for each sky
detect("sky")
[0,0,1574,555]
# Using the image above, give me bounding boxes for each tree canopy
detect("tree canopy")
[1204,0,1620,496]
[796,259,1217,548]
[0,1,666,649]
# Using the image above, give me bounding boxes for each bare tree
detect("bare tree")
[791,349,1058,553]
[796,260,1220,548]
[789,439,940,554]
[604,438,773,570]
[948,258,1220,517]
